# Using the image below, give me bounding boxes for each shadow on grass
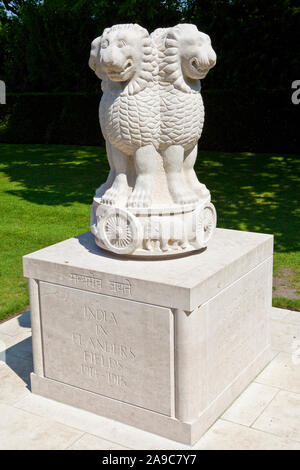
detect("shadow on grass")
[0,144,109,207]
[1,144,299,254]
[195,151,300,254]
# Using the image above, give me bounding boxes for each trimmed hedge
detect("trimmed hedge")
[0,90,298,153]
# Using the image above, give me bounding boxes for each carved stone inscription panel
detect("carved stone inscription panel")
[39,282,174,416]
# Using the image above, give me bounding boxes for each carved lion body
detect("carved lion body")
[90,23,159,156]
[89,23,218,257]
[152,24,215,152]
[159,86,204,151]
[89,23,216,207]
[89,24,160,207]
[100,85,159,156]
[151,24,216,203]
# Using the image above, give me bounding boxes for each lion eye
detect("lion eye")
[101,39,109,49]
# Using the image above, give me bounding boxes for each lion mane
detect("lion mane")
[90,23,158,95]
[90,24,160,155]
[151,24,204,150]
[151,24,200,95]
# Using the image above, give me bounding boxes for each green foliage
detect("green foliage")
[0,0,183,92]
[185,0,300,90]
[0,143,299,320]
[0,0,299,92]
[1,0,98,92]
[2,1,27,16]
[90,0,183,32]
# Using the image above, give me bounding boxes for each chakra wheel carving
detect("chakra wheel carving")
[203,203,217,243]
[99,208,142,255]
[194,202,217,247]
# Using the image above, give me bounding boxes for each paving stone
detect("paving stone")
[195,419,300,450]
[270,307,289,321]
[0,363,31,405]
[255,352,300,393]
[271,320,300,354]
[15,394,190,450]
[0,403,83,450]
[253,390,300,442]
[0,311,31,336]
[222,382,279,426]
[68,433,130,450]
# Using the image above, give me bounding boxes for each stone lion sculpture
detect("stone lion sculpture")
[152,24,216,204]
[89,23,217,257]
[89,23,160,208]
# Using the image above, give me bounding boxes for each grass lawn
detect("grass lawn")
[0,143,299,322]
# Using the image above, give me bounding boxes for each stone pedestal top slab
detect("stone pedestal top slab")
[23,228,273,311]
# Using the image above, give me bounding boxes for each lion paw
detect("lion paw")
[127,188,151,208]
[191,183,210,199]
[102,184,127,205]
[172,190,199,205]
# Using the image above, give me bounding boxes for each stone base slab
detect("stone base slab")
[31,345,272,446]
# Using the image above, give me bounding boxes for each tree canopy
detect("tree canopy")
[0,0,299,92]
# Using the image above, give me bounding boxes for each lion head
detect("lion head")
[89,24,157,95]
[152,23,216,93]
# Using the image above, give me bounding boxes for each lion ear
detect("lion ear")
[166,27,180,42]
[88,36,102,71]
[165,29,179,50]
[89,35,108,83]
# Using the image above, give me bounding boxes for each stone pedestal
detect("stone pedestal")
[23,228,273,445]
